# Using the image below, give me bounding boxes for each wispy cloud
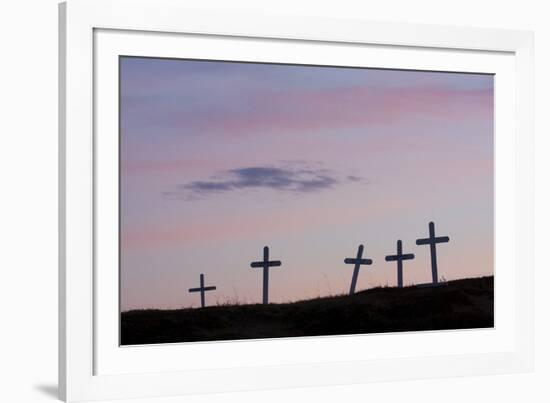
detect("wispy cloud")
[164,162,364,200]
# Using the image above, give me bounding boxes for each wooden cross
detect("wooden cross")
[385,240,415,288]
[416,221,450,284]
[344,244,373,295]
[250,246,282,304]
[188,273,216,308]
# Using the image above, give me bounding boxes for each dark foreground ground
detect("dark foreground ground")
[121,276,493,345]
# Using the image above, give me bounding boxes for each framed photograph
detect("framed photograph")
[59,0,534,401]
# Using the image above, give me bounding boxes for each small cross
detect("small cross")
[188,273,216,308]
[250,246,282,304]
[344,244,373,295]
[385,240,415,288]
[416,221,450,284]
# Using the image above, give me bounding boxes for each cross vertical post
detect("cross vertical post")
[385,240,415,288]
[416,221,450,285]
[262,246,269,305]
[188,273,217,308]
[344,244,373,295]
[250,246,282,304]
[199,274,205,308]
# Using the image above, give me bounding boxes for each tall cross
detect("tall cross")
[385,240,415,288]
[250,246,282,304]
[188,273,216,308]
[416,221,450,284]
[344,244,373,295]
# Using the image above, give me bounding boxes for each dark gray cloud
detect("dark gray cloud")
[164,162,365,200]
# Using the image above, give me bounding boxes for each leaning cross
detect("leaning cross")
[344,244,373,295]
[250,246,282,304]
[385,240,415,288]
[416,221,450,285]
[188,273,217,308]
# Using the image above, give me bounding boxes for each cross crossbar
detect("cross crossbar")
[385,254,414,262]
[189,286,216,292]
[416,236,449,245]
[344,258,373,265]
[250,261,281,268]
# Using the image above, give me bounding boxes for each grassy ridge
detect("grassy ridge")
[121,276,493,345]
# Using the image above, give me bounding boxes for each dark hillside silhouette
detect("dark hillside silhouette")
[121,276,493,345]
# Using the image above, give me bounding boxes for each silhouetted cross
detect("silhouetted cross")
[250,246,282,304]
[188,273,216,308]
[385,240,415,288]
[416,221,450,284]
[344,244,373,294]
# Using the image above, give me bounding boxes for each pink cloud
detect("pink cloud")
[199,86,492,138]
[121,202,386,250]
[122,85,492,177]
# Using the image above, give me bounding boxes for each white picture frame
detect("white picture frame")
[59,0,534,401]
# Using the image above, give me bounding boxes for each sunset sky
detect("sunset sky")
[120,56,494,311]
